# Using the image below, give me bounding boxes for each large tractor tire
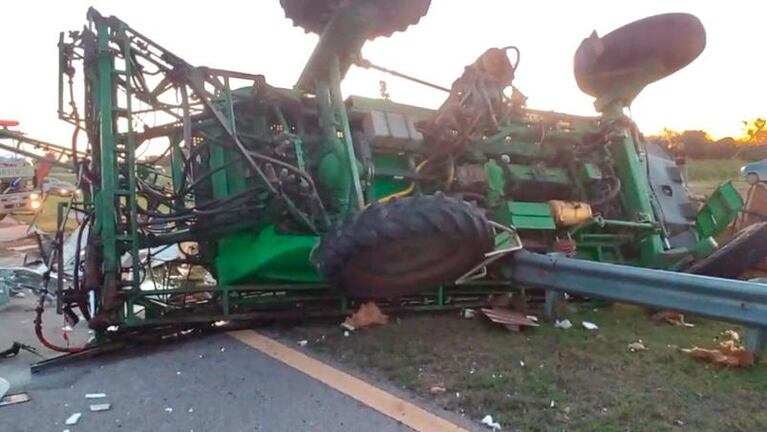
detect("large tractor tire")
[280,0,431,40]
[686,221,767,279]
[318,194,493,298]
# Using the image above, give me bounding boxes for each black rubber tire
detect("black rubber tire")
[686,221,767,279]
[280,0,431,39]
[318,194,493,298]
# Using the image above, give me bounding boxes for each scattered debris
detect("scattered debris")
[297,340,308,347]
[723,329,740,343]
[343,331,350,337]
[549,400,556,408]
[164,407,173,413]
[519,360,525,367]
[85,393,107,399]
[581,321,599,330]
[628,341,647,352]
[0,377,8,399]
[65,412,82,425]
[428,385,446,395]
[0,342,43,359]
[343,302,388,330]
[0,392,30,407]
[461,308,477,319]
[653,311,695,327]
[89,403,112,412]
[8,244,39,252]
[554,319,572,330]
[340,322,356,332]
[481,308,539,332]
[480,414,502,430]
[12,291,25,298]
[682,331,754,367]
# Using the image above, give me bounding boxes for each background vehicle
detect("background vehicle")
[741,159,767,184]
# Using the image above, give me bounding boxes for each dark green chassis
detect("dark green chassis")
[50,6,767,356]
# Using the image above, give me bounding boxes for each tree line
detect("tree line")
[647,118,767,160]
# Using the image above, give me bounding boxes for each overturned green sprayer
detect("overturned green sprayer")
[50,1,767,352]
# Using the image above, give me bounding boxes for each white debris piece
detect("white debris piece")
[0,377,9,399]
[89,403,111,412]
[554,319,572,329]
[461,308,477,319]
[340,322,356,332]
[481,414,502,430]
[297,340,308,347]
[343,331,350,337]
[85,393,107,399]
[64,413,82,425]
[526,315,539,322]
[582,321,599,330]
[165,407,173,413]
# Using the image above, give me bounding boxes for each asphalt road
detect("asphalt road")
[0,333,413,432]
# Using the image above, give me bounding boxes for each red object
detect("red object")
[0,120,19,127]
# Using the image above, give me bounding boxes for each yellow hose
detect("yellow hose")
[377,159,429,203]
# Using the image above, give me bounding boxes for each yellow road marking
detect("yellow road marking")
[228,330,467,432]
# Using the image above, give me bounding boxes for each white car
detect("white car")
[42,177,79,197]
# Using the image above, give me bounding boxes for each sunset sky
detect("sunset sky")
[0,1,764,146]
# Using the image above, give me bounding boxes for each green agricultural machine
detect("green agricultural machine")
[44,1,767,353]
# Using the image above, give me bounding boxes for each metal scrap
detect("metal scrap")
[481,308,539,332]
[0,392,30,407]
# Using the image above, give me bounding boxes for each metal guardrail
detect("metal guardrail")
[509,250,767,352]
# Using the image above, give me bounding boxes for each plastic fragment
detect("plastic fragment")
[481,414,502,430]
[85,393,107,399]
[581,321,598,330]
[628,341,647,352]
[554,319,572,329]
[297,340,308,347]
[90,403,111,412]
[65,413,82,425]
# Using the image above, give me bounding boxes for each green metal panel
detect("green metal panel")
[696,181,743,239]
[94,17,119,299]
[505,163,569,185]
[215,225,320,285]
[494,201,556,230]
[370,153,412,199]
